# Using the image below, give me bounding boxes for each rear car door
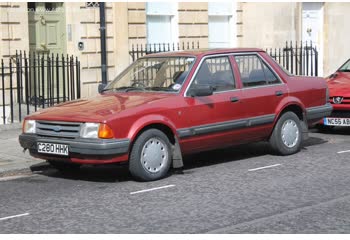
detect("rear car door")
[232,53,288,140]
[179,55,244,153]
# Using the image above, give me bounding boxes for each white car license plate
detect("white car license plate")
[324,117,350,126]
[37,142,69,156]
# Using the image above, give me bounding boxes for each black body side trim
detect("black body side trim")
[306,103,333,121]
[177,114,275,139]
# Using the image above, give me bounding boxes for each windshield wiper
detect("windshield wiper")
[339,69,350,72]
[103,86,145,92]
[145,87,176,92]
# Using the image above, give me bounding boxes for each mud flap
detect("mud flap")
[301,113,309,141]
[172,137,184,169]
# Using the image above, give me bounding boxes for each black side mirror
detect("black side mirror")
[329,73,338,79]
[188,85,214,97]
[98,83,107,94]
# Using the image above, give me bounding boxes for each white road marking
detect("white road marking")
[0,174,34,182]
[337,150,350,154]
[248,164,282,172]
[0,213,30,221]
[130,184,176,195]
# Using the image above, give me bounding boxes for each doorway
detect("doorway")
[28,2,66,55]
[302,2,324,76]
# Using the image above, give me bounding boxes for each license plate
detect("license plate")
[37,142,69,156]
[324,117,350,126]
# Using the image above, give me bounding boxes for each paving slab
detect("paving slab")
[0,127,47,176]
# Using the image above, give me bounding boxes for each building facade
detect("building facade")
[0,2,350,99]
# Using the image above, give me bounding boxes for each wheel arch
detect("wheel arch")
[127,115,184,169]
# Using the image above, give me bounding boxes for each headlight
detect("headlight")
[23,120,36,134]
[80,123,114,139]
[80,123,100,138]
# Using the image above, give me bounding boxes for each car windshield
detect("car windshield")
[338,59,350,72]
[104,56,196,93]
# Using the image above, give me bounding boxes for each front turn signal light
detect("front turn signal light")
[98,123,114,139]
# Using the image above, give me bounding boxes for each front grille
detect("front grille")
[329,111,350,118]
[36,121,82,139]
[329,97,350,104]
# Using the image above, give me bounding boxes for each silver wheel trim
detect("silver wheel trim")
[281,119,300,148]
[141,137,169,173]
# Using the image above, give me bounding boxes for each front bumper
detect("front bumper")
[19,134,130,157]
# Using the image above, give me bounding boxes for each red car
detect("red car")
[19,49,332,181]
[323,59,350,127]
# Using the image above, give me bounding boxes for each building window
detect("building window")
[146,2,178,45]
[208,2,235,48]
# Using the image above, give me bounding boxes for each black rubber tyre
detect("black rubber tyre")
[269,112,302,156]
[129,129,172,181]
[48,160,81,172]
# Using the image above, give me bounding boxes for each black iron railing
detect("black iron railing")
[129,41,200,61]
[0,51,81,125]
[266,41,318,76]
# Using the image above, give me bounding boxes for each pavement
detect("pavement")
[0,125,48,176]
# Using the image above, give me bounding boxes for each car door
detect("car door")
[179,55,244,153]
[232,53,288,140]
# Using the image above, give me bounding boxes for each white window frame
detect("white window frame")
[208,2,237,48]
[146,3,178,45]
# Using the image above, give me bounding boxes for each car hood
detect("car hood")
[28,92,175,122]
[327,72,350,96]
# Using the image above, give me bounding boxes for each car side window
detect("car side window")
[190,56,235,92]
[235,55,281,87]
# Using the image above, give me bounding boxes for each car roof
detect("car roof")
[145,48,265,58]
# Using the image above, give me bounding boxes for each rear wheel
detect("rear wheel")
[48,160,81,172]
[269,112,302,155]
[129,129,172,181]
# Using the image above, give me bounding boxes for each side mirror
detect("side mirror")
[329,73,338,79]
[98,83,107,94]
[188,85,214,97]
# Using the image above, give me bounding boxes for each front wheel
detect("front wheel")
[269,112,302,155]
[129,129,172,181]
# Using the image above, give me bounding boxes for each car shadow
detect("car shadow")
[30,136,328,182]
[311,126,350,135]
[31,162,133,183]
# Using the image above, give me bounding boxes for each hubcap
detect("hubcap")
[281,119,299,148]
[141,137,168,173]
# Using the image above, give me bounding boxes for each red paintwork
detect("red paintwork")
[24,49,328,164]
[326,71,350,110]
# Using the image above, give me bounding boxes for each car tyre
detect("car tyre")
[269,112,302,155]
[48,160,81,172]
[129,129,172,181]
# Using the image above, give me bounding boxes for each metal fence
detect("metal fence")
[130,41,318,77]
[1,51,80,125]
[266,41,318,76]
[129,41,200,61]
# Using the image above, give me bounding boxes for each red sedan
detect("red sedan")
[323,59,350,127]
[19,49,332,181]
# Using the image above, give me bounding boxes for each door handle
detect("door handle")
[230,97,239,103]
[275,91,284,97]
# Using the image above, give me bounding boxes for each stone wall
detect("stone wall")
[323,3,350,76]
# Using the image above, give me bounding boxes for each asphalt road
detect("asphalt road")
[1,127,350,233]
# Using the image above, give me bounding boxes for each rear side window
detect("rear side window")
[234,55,281,87]
[191,56,235,92]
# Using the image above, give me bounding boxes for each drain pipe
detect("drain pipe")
[99,2,107,85]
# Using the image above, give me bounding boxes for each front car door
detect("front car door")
[178,55,244,153]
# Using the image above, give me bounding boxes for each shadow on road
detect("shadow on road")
[30,135,328,182]
[31,163,133,183]
[311,126,350,135]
